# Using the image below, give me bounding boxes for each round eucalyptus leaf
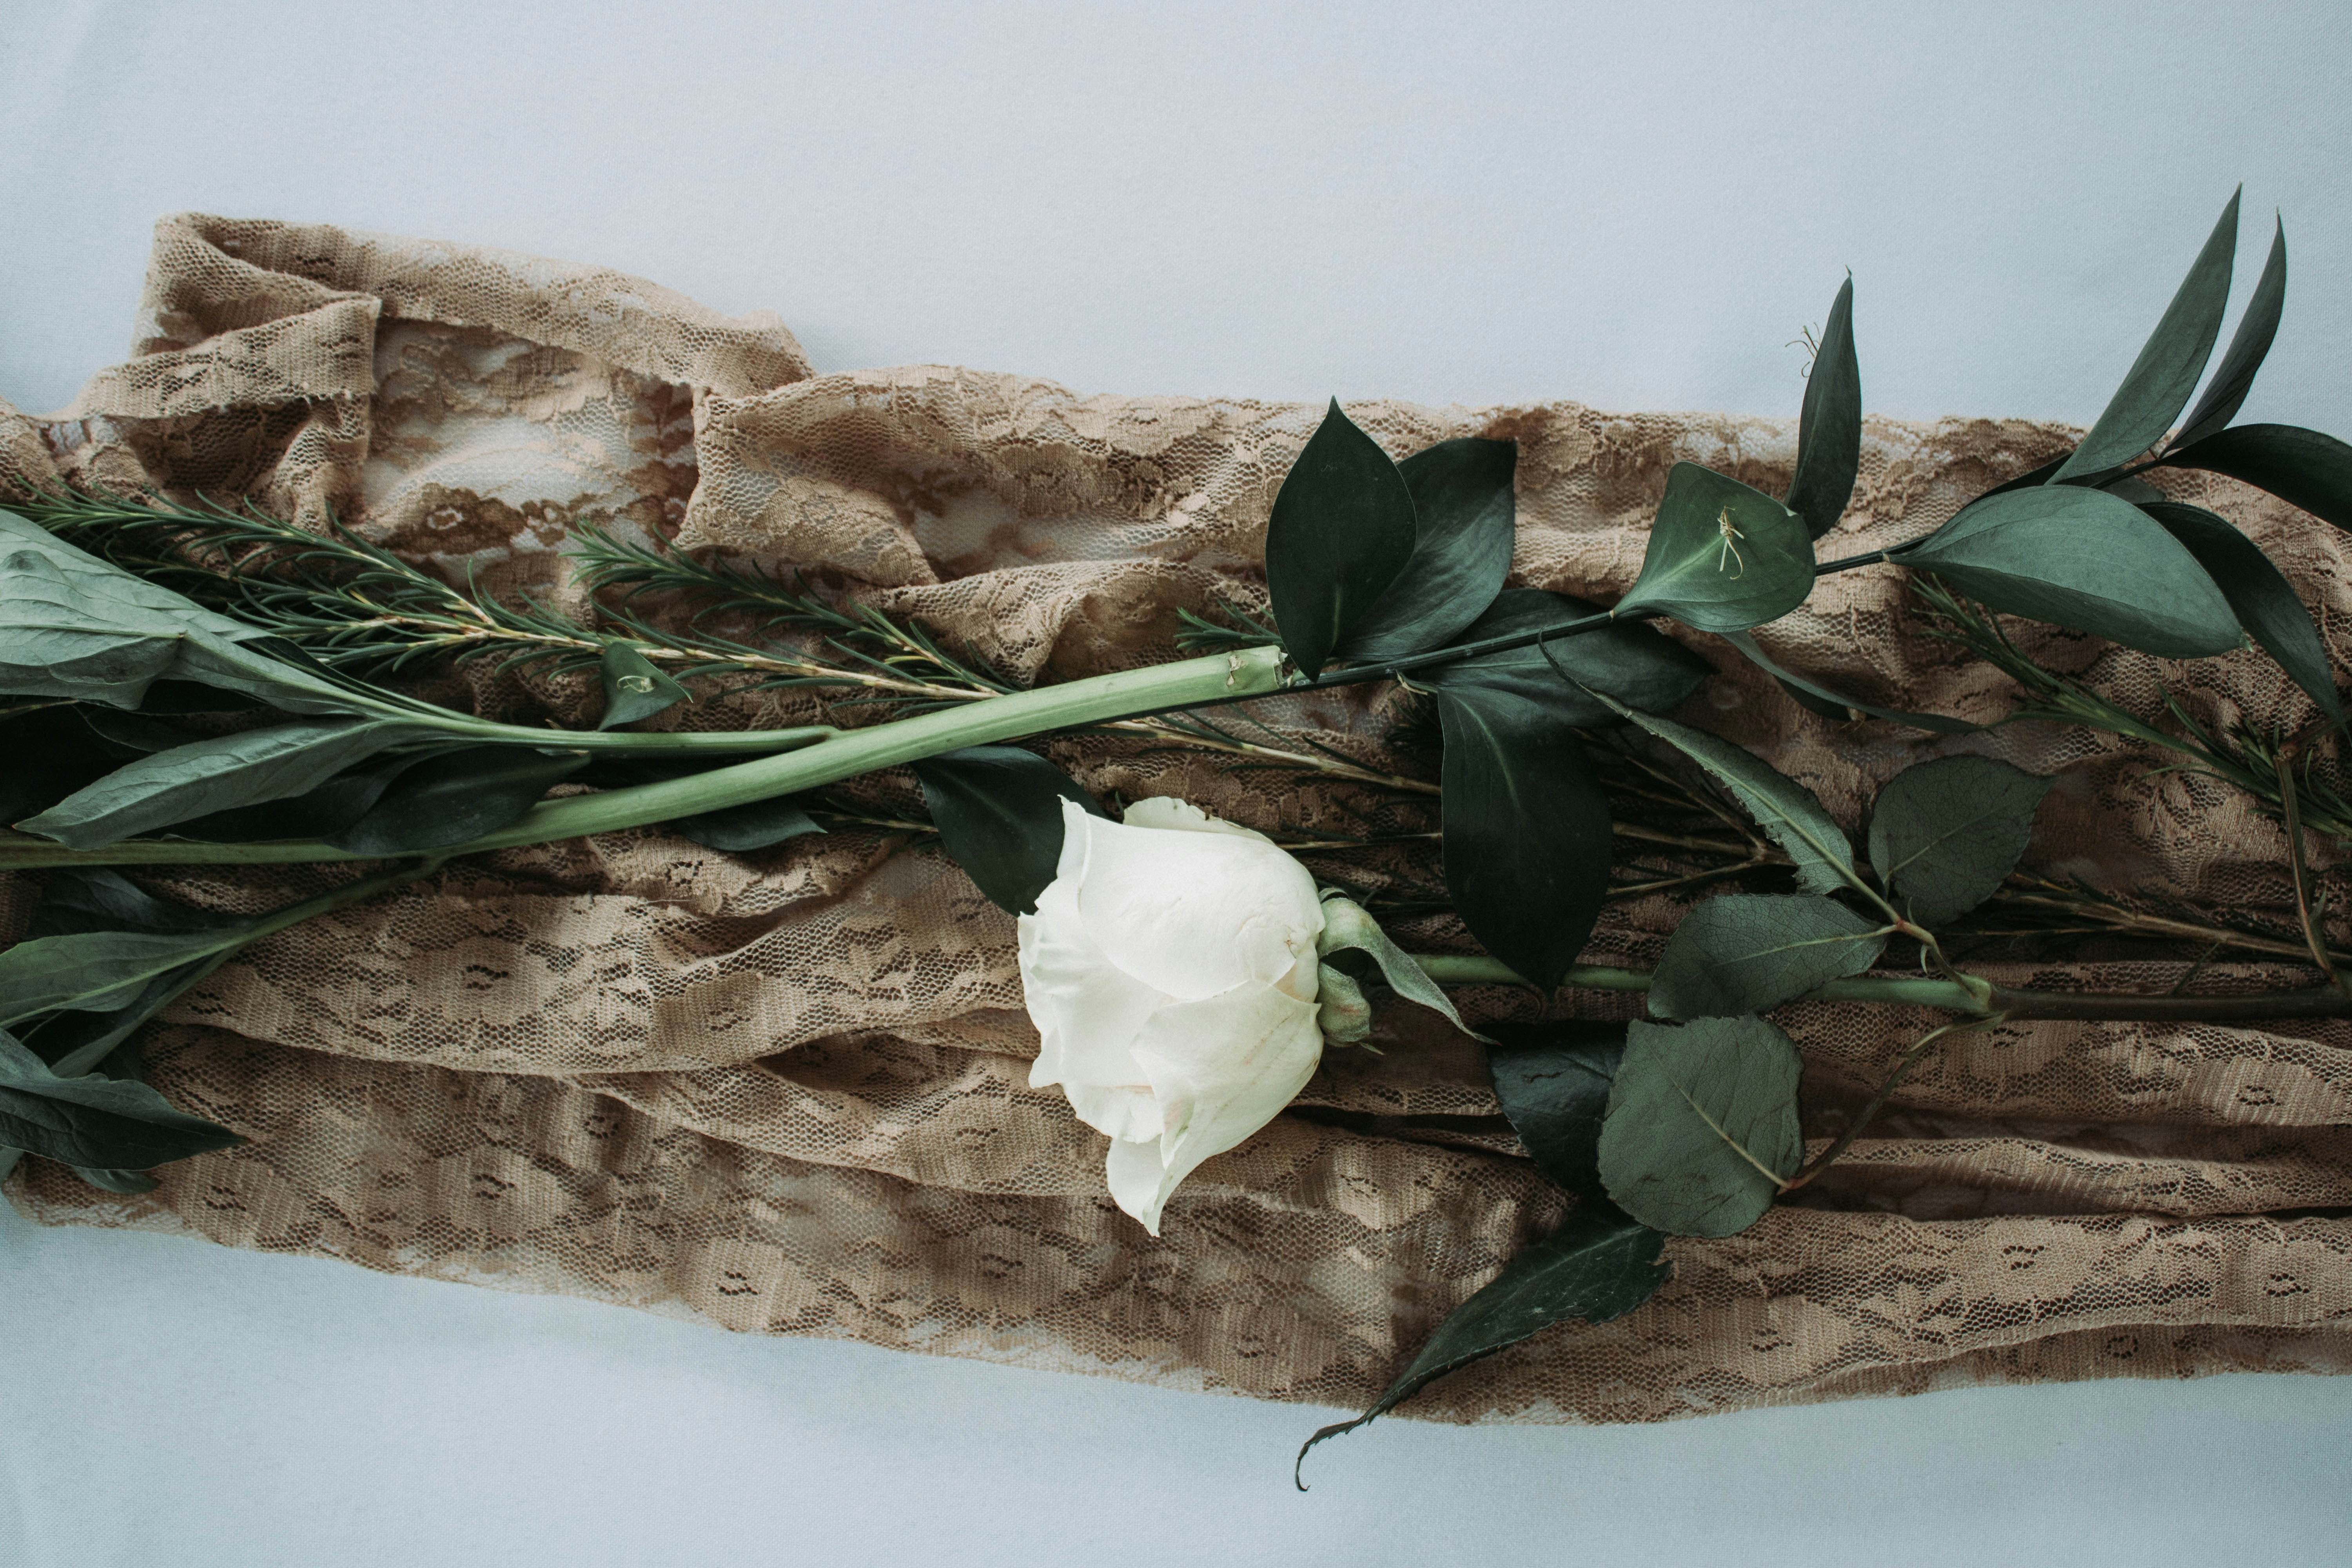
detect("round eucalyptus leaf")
[1599,1015,1803,1238]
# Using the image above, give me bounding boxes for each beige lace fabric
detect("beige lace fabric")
[5,213,2350,1426]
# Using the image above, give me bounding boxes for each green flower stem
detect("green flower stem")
[0,648,1290,869]
[1412,954,2352,1021]
[431,719,841,755]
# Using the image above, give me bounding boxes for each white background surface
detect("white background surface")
[3,2,2350,1563]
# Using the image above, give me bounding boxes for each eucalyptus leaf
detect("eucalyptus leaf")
[914,745,1106,915]
[1787,275,1861,539]
[1896,485,2241,657]
[1436,687,1612,989]
[1599,1014,1803,1238]
[1720,630,1980,734]
[1293,1207,1667,1485]
[1485,1021,1626,1203]
[1867,755,2053,927]
[20,717,440,849]
[1647,894,1886,1020]
[1613,464,1815,633]
[326,745,587,854]
[598,642,691,729]
[2172,216,2288,451]
[0,1027,243,1170]
[1424,589,1713,719]
[1264,400,1418,678]
[1338,438,1516,659]
[2054,190,2239,481]
[2160,423,2352,535]
[1591,693,1858,896]
[2141,501,2339,719]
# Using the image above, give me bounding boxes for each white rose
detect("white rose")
[1018,796,1327,1235]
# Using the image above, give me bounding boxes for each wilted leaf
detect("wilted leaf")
[1647,894,1885,1020]
[1293,1206,1667,1484]
[1437,687,1612,989]
[1265,401,1418,677]
[1613,463,1815,633]
[2054,190,2240,481]
[1339,438,1516,659]
[1867,755,2053,927]
[1592,693,1857,896]
[1787,275,1861,539]
[915,745,1106,914]
[1425,589,1713,718]
[1599,1014,1803,1237]
[2141,501,2338,719]
[1897,485,2241,657]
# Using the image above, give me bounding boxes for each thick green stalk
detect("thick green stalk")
[1412,954,2352,1021]
[0,649,1289,868]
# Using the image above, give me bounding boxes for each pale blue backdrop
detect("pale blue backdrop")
[3,2,2349,1564]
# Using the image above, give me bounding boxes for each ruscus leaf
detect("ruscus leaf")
[1787,275,1861,539]
[2140,501,2339,720]
[1646,894,1886,1020]
[1338,437,1516,659]
[1264,400,1418,678]
[2054,189,2240,481]
[1895,484,2242,658]
[1867,755,2053,927]
[2171,215,2287,451]
[1294,1206,1667,1485]
[2160,424,2352,535]
[1720,630,1980,734]
[1599,1014,1803,1238]
[1613,464,1815,633]
[914,745,1106,915]
[1436,687,1612,989]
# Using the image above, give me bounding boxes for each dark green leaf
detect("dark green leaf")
[18,869,253,1076]
[1599,1014,1802,1238]
[1897,485,2241,657]
[1614,463,1815,632]
[1293,1207,1666,1485]
[1720,630,1981,733]
[0,509,373,715]
[18,718,438,849]
[914,745,1105,914]
[668,797,828,853]
[2141,501,2338,720]
[171,749,430,843]
[1787,275,1861,539]
[2172,216,2288,451]
[1338,438,1517,660]
[2160,423,2352,535]
[1647,893,1885,1020]
[2055,190,2240,481]
[0,708,133,826]
[1425,589,1713,718]
[597,642,691,729]
[1436,687,1611,989]
[1867,755,2053,927]
[1592,693,1857,896]
[0,929,243,1030]
[28,867,249,942]
[0,1027,242,1169]
[1264,400,1418,678]
[1485,1021,1626,1203]
[327,745,588,855]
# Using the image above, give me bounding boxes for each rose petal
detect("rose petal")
[1121,796,1272,842]
[1106,981,1324,1234]
[1017,873,1165,1104]
[1071,807,1323,1000]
